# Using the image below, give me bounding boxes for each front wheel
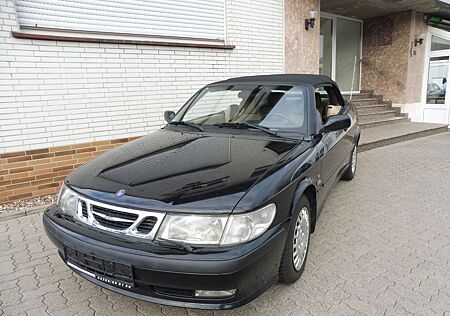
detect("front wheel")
[341,144,357,181]
[279,196,311,284]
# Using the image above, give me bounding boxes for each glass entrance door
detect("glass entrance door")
[423,30,450,124]
[320,14,362,93]
[335,18,362,92]
[320,17,333,78]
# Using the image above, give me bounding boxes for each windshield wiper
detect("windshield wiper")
[169,120,204,132]
[214,122,278,136]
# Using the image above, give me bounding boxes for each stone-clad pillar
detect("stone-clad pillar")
[284,0,321,74]
[361,11,428,104]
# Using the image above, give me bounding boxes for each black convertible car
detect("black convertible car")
[43,74,360,309]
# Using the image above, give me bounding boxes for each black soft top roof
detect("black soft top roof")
[212,74,336,87]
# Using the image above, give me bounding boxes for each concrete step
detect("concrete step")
[359,117,410,128]
[356,105,397,114]
[351,98,385,105]
[359,122,449,152]
[342,93,374,100]
[358,110,400,121]
[355,103,392,109]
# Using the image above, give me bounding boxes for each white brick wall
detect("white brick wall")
[0,0,284,154]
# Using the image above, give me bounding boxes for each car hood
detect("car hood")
[67,129,300,214]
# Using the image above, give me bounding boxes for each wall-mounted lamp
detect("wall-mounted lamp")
[305,11,318,30]
[414,33,425,46]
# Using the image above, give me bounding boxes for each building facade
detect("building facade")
[0,0,449,203]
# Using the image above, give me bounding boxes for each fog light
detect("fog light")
[194,289,236,298]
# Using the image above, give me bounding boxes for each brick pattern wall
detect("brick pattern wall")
[0,0,284,154]
[0,138,138,203]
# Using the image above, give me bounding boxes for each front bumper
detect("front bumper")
[43,207,289,309]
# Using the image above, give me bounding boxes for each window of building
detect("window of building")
[426,56,448,105]
[14,0,225,41]
[422,27,450,125]
[431,35,450,51]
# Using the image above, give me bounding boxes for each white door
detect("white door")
[423,28,450,124]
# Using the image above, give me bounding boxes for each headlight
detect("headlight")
[220,203,276,246]
[156,204,276,246]
[57,184,79,217]
[157,214,228,245]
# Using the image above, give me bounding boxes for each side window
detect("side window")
[326,86,343,107]
[315,86,343,123]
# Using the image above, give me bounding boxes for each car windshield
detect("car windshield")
[173,84,307,133]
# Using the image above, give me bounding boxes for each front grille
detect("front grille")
[80,201,88,218]
[137,217,158,234]
[91,204,138,231]
[76,197,165,240]
[153,286,194,298]
[92,205,139,221]
[92,214,133,230]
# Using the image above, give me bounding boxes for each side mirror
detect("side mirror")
[164,110,176,123]
[320,114,351,133]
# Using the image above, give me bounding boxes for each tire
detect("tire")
[341,144,357,181]
[279,195,311,284]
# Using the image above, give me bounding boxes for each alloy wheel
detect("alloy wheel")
[292,206,310,271]
[351,146,357,174]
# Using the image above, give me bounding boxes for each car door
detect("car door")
[314,85,349,195]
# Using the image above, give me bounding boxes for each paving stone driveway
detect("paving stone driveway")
[1,133,450,316]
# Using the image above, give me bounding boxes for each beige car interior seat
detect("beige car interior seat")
[325,105,342,117]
